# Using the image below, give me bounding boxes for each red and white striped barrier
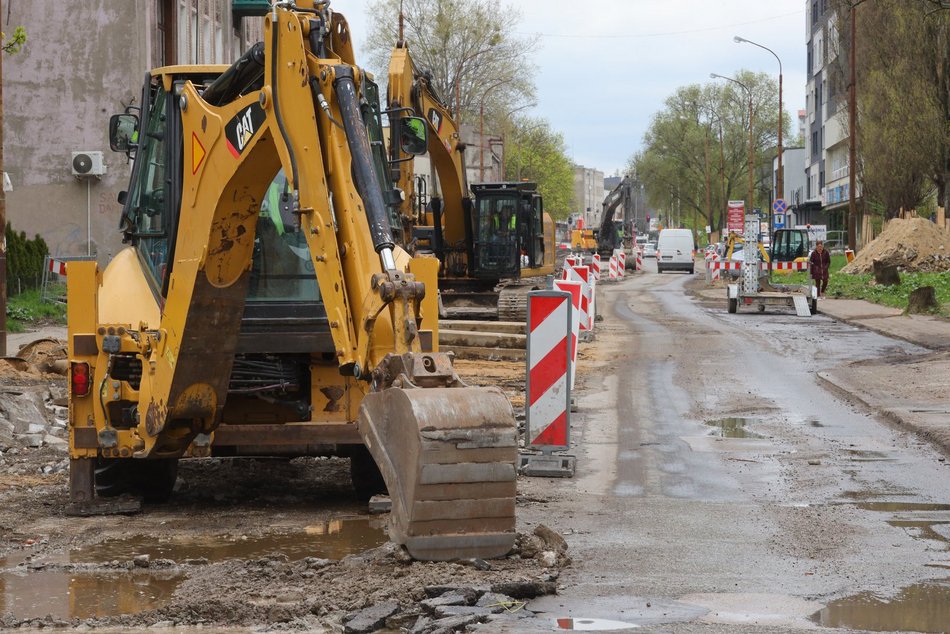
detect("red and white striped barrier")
[47,258,68,276]
[590,253,601,282]
[767,261,809,271]
[565,265,591,334]
[635,248,642,271]
[608,255,619,280]
[568,264,594,332]
[552,279,582,389]
[706,252,722,281]
[526,291,572,450]
[705,258,809,281]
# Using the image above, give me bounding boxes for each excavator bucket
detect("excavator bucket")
[358,385,517,561]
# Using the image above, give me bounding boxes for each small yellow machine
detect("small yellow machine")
[66,1,517,561]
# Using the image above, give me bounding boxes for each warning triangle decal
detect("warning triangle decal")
[192,132,206,174]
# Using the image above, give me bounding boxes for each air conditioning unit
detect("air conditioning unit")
[71,151,106,178]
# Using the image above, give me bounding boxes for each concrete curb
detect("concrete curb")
[817,370,950,459]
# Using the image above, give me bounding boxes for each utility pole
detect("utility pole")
[0,11,9,357]
[847,1,859,251]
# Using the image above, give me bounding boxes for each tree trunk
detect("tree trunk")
[907,286,937,314]
[872,258,901,286]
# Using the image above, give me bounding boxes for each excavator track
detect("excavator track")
[496,278,546,322]
[357,361,517,561]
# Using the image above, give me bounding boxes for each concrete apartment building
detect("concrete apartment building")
[573,165,604,229]
[2,0,263,263]
[800,0,855,230]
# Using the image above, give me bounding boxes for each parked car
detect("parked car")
[643,243,657,258]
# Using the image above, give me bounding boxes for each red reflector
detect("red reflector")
[71,362,91,397]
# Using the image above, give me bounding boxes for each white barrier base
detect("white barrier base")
[518,452,577,478]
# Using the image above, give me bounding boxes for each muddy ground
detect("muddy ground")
[0,341,571,632]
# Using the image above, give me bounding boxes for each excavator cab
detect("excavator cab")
[470,182,544,278]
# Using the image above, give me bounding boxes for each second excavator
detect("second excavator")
[386,30,556,321]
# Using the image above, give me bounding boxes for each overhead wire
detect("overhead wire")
[520,10,801,39]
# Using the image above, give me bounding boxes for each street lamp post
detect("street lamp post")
[711,73,755,218]
[478,79,508,183]
[494,101,536,180]
[734,36,783,208]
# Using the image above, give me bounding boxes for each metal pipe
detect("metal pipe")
[332,66,396,258]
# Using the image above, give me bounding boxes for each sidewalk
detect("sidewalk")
[813,298,950,457]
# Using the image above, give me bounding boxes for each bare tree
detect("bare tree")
[362,0,538,124]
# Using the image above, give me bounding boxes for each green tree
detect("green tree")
[362,0,537,123]
[1,26,26,53]
[831,0,949,216]
[505,117,574,220]
[629,72,787,240]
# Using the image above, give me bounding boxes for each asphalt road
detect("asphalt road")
[505,260,950,633]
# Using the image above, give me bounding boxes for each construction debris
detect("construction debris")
[842,217,950,274]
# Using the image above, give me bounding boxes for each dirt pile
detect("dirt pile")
[841,217,950,274]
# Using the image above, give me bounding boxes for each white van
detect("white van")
[656,229,696,274]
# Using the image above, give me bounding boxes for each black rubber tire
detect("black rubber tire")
[758,303,766,313]
[728,297,738,313]
[93,458,128,498]
[689,267,695,275]
[810,299,818,315]
[94,457,178,503]
[350,446,387,501]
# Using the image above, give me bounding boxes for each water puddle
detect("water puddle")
[844,449,895,462]
[856,502,950,513]
[809,581,950,632]
[68,518,386,564]
[704,418,763,439]
[0,517,386,621]
[0,569,181,620]
[556,617,640,630]
[887,520,950,545]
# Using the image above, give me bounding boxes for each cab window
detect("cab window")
[126,83,170,286]
[247,169,321,302]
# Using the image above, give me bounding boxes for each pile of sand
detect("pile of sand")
[841,217,950,274]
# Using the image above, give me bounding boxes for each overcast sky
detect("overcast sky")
[342,0,807,176]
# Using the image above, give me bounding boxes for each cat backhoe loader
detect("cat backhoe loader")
[386,33,556,320]
[65,0,517,561]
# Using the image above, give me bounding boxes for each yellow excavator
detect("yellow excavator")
[386,33,556,320]
[65,1,517,561]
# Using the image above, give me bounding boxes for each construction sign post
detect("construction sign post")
[727,200,745,234]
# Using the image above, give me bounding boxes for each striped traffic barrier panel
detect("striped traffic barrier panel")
[566,265,592,336]
[635,248,642,271]
[47,258,68,276]
[520,290,576,477]
[569,264,595,332]
[765,261,810,272]
[613,249,626,277]
[708,253,722,281]
[552,279,582,389]
[590,253,601,282]
[608,255,619,280]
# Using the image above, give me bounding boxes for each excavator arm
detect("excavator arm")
[388,44,472,254]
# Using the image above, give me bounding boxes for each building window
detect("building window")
[812,1,819,24]
[812,131,819,157]
[807,42,813,76]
